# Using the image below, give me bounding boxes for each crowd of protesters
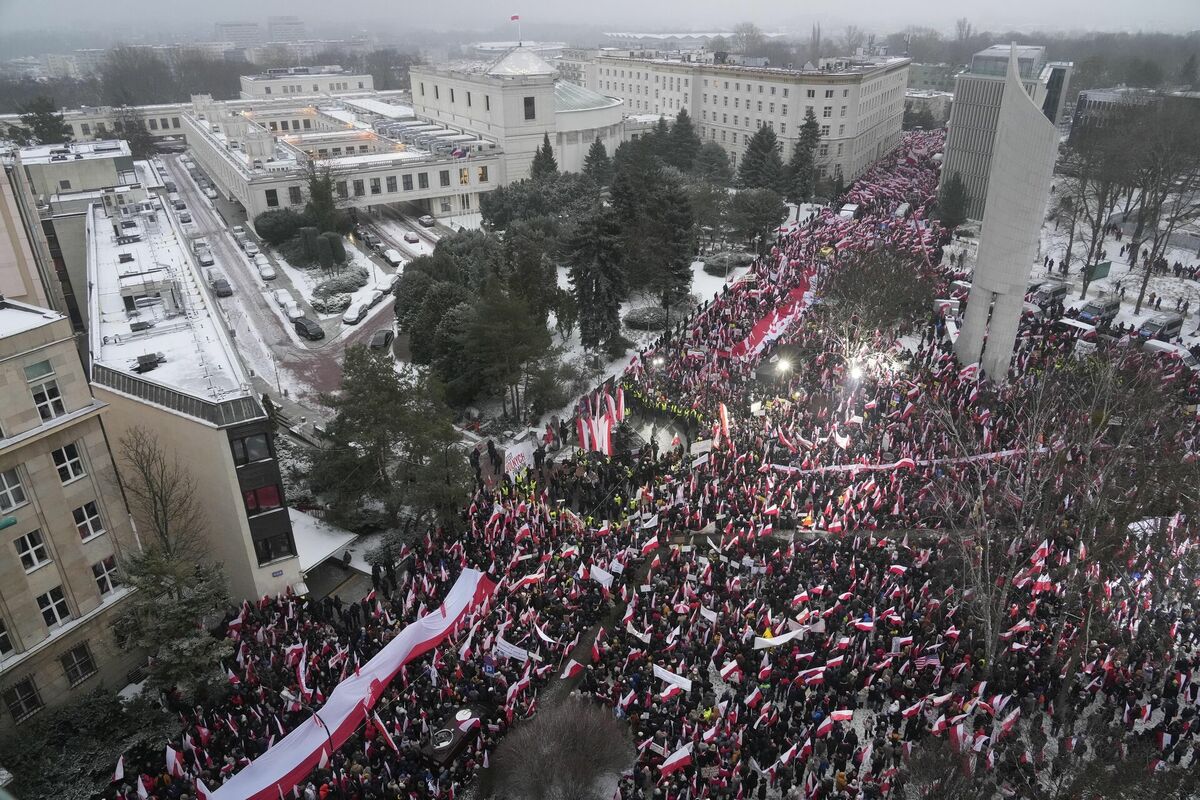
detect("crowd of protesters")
[104,129,1200,800]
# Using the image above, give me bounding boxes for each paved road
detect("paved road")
[160,156,394,410]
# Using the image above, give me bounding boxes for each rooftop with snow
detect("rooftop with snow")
[85,197,251,403]
[20,139,130,165]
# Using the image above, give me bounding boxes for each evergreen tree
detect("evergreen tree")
[694,141,734,187]
[730,188,787,254]
[4,95,72,146]
[566,207,627,351]
[647,116,673,163]
[530,132,559,180]
[785,108,821,203]
[737,124,785,192]
[938,171,970,231]
[503,220,556,326]
[111,106,157,158]
[304,163,342,234]
[667,108,703,172]
[582,138,613,185]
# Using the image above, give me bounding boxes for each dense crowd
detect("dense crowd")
[105,130,1200,800]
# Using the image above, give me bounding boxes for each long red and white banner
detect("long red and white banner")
[717,274,814,361]
[758,447,1036,477]
[210,570,496,800]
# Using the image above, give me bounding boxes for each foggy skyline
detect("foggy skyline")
[0,0,1196,44]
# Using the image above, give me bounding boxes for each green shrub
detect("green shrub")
[623,306,668,330]
[324,232,347,263]
[278,236,313,267]
[299,226,320,260]
[702,251,756,276]
[312,293,353,313]
[313,266,369,299]
[253,209,306,245]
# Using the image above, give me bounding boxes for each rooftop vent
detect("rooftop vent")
[129,320,155,333]
[134,352,166,373]
[118,253,134,264]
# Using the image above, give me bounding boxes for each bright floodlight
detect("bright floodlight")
[652,357,665,367]
[849,363,864,380]
[777,359,791,373]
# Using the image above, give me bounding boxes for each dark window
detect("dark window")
[36,586,71,628]
[254,533,295,565]
[485,95,490,111]
[73,501,105,540]
[386,175,397,193]
[336,181,348,199]
[171,117,180,128]
[148,118,158,130]
[0,618,12,656]
[302,118,311,129]
[280,120,289,131]
[80,123,90,136]
[418,173,429,190]
[353,180,365,197]
[93,556,119,595]
[450,88,455,103]
[231,433,271,466]
[402,174,413,191]
[51,443,86,483]
[524,96,536,120]
[265,189,279,208]
[439,170,450,187]
[370,177,381,195]
[61,643,97,685]
[243,484,282,516]
[3,677,42,722]
[466,91,472,107]
[288,186,302,206]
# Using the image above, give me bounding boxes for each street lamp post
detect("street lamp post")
[281,689,337,796]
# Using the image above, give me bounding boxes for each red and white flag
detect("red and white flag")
[660,742,693,777]
[561,659,585,680]
[113,755,125,783]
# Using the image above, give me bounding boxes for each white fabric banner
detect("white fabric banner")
[211,570,495,800]
[754,629,806,649]
[495,636,531,663]
[503,438,537,475]
[590,564,614,589]
[653,664,693,692]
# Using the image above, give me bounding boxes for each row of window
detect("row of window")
[601,68,691,90]
[266,117,313,132]
[75,116,181,138]
[263,166,490,208]
[262,81,364,95]
[417,83,494,114]
[2,642,97,721]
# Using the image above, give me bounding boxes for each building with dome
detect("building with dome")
[409,46,628,179]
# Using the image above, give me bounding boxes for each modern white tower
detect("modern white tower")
[954,45,1059,382]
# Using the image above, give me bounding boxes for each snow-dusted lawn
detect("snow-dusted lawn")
[273,243,399,321]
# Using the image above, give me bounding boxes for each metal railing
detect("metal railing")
[91,364,264,427]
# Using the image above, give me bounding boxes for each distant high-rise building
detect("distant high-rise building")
[267,16,307,43]
[955,46,1059,381]
[214,21,262,49]
[941,44,1072,219]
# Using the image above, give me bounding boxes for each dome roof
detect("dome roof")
[487,46,557,77]
[554,80,623,113]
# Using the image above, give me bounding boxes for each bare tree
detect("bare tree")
[808,23,823,65]
[954,18,975,64]
[732,22,765,57]
[842,25,867,55]
[119,425,208,563]
[491,698,635,800]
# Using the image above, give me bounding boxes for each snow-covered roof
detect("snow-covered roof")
[20,139,130,165]
[340,97,415,120]
[87,198,251,403]
[0,297,63,338]
[555,80,623,113]
[289,508,358,573]
[487,46,557,77]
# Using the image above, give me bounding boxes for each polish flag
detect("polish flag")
[702,724,720,743]
[640,536,660,555]
[720,660,743,681]
[778,742,799,766]
[816,716,835,737]
[826,655,845,669]
[510,14,520,21]
[166,744,184,778]
[830,709,854,722]
[836,636,851,650]
[888,565,907,576]
[901,700,923,718]
[660,742,693,777]
[853,620,874,632]
[113,755,125,783]
[195,778,213,800]
[745,686,763,708]
[660,684,683,701]
[374,712,400,752]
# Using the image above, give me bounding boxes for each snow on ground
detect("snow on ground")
[948,191,1200,347]
[272,245,398,321]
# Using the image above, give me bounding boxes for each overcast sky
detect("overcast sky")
[0,0,1195,38]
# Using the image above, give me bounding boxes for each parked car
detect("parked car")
[386,273,401,293]
[417,215,435,227]
[172,199,186,211]
[243,240,260,257]
[1077,296,1121,327]
[203,187,218,200]
[382,248,404,268]
[369,329,395,350]
[231,225,246,237]
[179,212,192,224]
[164,181,177,193]
[272,288,294,309]
[212,278,233,297]
[294,317,325,340]
[257,262,276,281]
[342,300,369,325]
[362,232,382,250]
[366,288,385,307]
[282,301,304,321]
[1143,339,1200,371]
[196,247,214,266]
[1139,312,1184,341]
[403,231,420,244]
